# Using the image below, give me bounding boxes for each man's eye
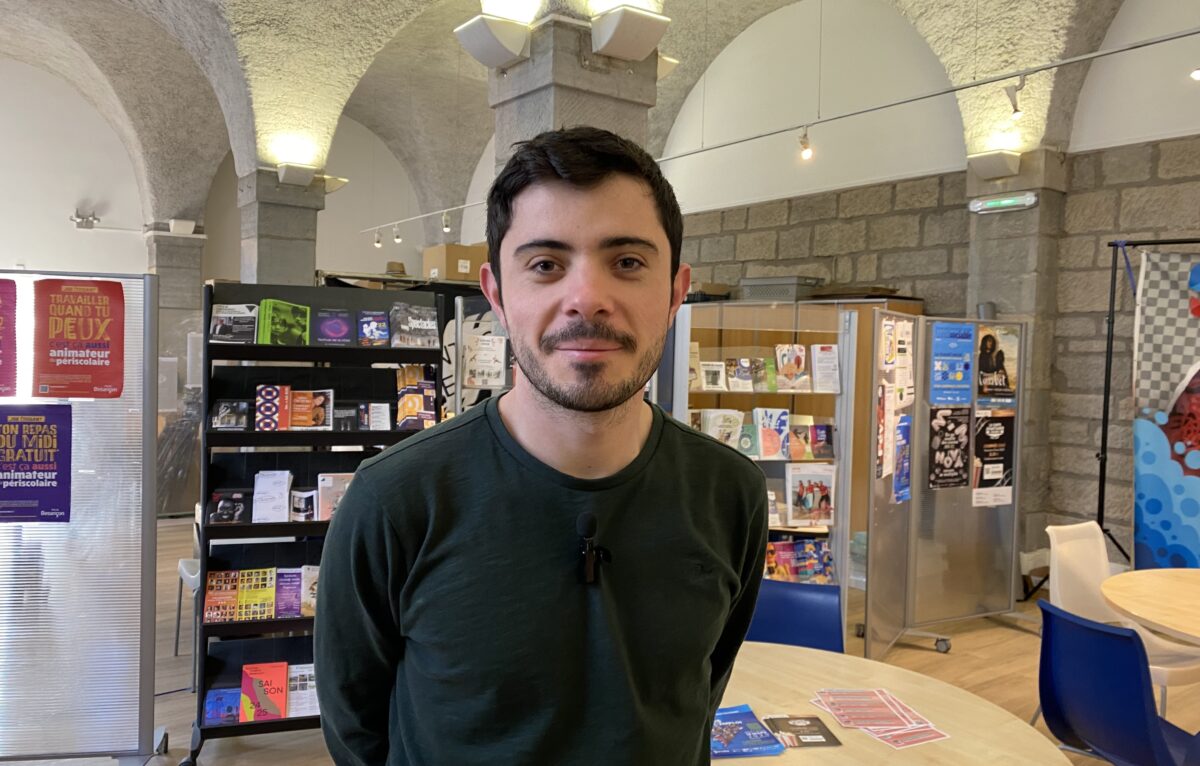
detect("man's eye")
[531,260,559,273]
[617,257,644,271]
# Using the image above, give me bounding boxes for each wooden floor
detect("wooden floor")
[18,517,1200,765]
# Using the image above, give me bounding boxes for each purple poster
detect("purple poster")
[0,405,71,522]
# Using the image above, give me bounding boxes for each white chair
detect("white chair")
[175,558,201,691]
[1045,521,1200,716]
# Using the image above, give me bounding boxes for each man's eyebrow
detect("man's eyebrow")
[513,239,571,257]
[600,236,659,254]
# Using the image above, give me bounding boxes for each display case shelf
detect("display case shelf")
[203,521,330,539]
[201,617,314,638]
[208,343,439,365]
[205,430,415,448]
[200,716,320,738]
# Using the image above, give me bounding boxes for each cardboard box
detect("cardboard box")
[422,244,487,282]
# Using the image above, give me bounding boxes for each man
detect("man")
[316,126,768,765]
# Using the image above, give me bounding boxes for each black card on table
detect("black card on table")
[763,715,841,747]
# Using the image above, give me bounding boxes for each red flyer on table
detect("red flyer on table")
[0,279,15,396]
[33,279,124,398]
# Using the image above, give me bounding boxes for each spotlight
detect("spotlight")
[393,226,402,244]
[442,211,452,234]
[1004,75,1026,121]
[798,127,813,161]
[373,231,382,248]
[1191,67,1200,82]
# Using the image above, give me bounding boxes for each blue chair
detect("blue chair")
[746,579,843,653]
[1038,600,1200,765]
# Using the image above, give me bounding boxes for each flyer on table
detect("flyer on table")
[0,405,71,522]
[33,279,125,398]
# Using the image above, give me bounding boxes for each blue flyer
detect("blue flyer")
[711,704,786,758]
[929,322,975,405]
[893,414,912,502]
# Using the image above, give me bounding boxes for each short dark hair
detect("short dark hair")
[485,126,683,295]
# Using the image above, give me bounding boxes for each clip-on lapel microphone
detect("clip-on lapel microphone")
[577,511,611,585]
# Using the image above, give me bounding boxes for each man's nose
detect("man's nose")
[562,259,616,321]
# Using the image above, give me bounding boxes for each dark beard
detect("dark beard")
[509,320,664,413]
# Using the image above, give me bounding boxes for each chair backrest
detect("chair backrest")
[1038,600,1175,766]
[1046,521,1124,624]
[746,579,843,653]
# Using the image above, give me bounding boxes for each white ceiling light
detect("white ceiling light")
[1191,67,1200,81]
[393,226,402,244]
[455,14,531,69]
[657,53,679,80]
[276,163,318,186]
[591,5,670,62]
[373,231,382,248]
[442,212,452,234]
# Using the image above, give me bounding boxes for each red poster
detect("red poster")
[0,280,14,397]
[33,279,124,398]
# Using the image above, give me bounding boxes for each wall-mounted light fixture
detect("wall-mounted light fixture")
[967,150,1022,180]
[1004,75,1026,121]
[657,53,679,80]
[968,191,1039,215]
[455,14,531,69]
[591,5,670,61]
[69,210,100,229]
[276,163,319,186]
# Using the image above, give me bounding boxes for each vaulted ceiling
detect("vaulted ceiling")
[0,0,1135,224]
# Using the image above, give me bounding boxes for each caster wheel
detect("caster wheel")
[935,638,951,653]
[855,623,865,638]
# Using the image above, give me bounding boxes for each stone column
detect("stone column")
[238,170,326,285]
[489,18,659,170]
[965,148,1067,550]
[146,231,205,391]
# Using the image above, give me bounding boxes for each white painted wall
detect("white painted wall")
[661,0,966,213]
[318,116,425,277]
[1070,0,1200,152]
[201,116,427,282]
[460,135,495,246]
[0,58,146,273]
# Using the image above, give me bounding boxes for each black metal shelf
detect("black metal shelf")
[200,715,321,739]
[201,617,314,638]
[208,343,440,365]
[205,429,417,448]
[204,520,330,540]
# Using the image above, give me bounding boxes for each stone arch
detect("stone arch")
[345,0,494,241]
[0,0,230,223]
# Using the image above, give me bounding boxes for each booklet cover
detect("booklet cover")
[314,308,354,346]
[240,661,288,722]
[390,302,439,348]
[209,304,258,344]
[763,715,841,747]
[358,310,390,347]
[711,704,786,758]
[203,688,241,726]
[257,299,310,346]
[275,567,303,618]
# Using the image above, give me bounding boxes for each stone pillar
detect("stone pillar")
[238,170,326,285]
[965,148,1067,551]
[146,231,205,392]
[489,19,659,170]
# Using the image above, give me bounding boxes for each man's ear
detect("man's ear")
[668,262,692,324]
[479,262,508,331]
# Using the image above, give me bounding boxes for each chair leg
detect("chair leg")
[1029,704,1041,726]
[173,576,183,657]
[1160,685,1167,717]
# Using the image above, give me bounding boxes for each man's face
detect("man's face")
[481,174,690,413]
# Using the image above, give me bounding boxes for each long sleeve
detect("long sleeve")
[315,477,407,766]
[706,483,769,717]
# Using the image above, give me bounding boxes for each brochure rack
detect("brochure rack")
[181,282,443,766]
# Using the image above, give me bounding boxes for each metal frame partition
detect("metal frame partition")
[0,270,162,762]
[866,310,1027,660]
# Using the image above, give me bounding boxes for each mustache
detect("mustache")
[539,321,637,354]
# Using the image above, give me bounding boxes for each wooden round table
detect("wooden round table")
[722,642,1068,764]
[1101,568,1200,645]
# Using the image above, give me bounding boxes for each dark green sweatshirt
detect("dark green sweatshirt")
[315,395,767,765]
